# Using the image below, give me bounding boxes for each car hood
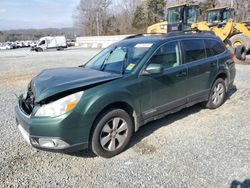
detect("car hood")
[31,67,122,102]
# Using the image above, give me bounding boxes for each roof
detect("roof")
[167,3,199,9]
[116,32,217,46]
[117,34,164,46]
[207,6,232,11]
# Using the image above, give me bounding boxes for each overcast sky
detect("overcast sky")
[0,0,80,30]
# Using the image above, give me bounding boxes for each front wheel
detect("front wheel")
[91,109,134,158]
[205,78,226,109]
[36,47,43,52]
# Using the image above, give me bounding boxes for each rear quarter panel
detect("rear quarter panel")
[216,50,235,87]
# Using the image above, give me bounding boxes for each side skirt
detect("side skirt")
[139,89,210,127]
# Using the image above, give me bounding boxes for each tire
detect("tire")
[205,78,226,109]
[36,47,43,52]
[230,34,250,52]
[57,47,64,51]
[235,45,246,61]
[91,109,134,158]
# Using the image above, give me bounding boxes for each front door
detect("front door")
[141,41,188,119]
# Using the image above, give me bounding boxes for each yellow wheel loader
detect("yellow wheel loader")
[147,21,167,34]
[192,6,250,51]
[147,3,199,34]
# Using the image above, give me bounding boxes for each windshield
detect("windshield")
[85,43,153,74]
[207,10,221,24]
[38,40,46,46]
[168,7,182,24]
[222,9,233,22]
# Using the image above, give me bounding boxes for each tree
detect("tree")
[74,0,112,36]
[145,0,166,26]
[132,5,147,30]
[109,0,142,34]
[232,0,250,21]
[104,16,121,34]
[75,0,148,35]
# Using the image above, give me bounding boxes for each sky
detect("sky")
[0,0,80,30]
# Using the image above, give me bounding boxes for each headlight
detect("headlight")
[35,91,83,117]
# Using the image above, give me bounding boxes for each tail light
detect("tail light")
[230,53,234,60]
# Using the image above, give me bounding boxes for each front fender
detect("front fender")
[84,88,139,118]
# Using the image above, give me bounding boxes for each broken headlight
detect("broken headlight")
[35,91,83,117]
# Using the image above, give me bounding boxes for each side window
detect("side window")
[205,39,226,56]
[148,41,181,69]
[204,40,215,57]
[182,39,206,63]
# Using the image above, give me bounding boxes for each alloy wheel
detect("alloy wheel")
[100,117,128,151]
[212,83,225,105]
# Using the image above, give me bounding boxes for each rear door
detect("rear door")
[141,41,188,119]
[181,38,218,102]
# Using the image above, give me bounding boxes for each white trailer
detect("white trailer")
[32,36,67,52]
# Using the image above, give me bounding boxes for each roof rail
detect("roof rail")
[165,30,215,37]
[123,33,165,40]
[123,34,144,40]
[123,30,215,40]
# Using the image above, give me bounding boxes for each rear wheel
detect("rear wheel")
[91,109,134,158]
[205,78,226,109]
[57,47,64,51]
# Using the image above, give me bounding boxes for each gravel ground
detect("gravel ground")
[0,48,249,188]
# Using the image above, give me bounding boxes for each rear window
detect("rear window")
[204,39,226,56]
[182,39,206,63]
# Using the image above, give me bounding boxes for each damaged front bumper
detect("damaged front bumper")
[15,103,89,153]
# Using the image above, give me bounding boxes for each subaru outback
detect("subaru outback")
[15,33,236,158]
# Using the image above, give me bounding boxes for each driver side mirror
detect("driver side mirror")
[142,64,164,75]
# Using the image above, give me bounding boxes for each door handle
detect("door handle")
[176,71,187,77]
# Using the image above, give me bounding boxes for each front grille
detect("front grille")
[20,86,35,115]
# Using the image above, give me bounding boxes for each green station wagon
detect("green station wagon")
[15,32,236,158]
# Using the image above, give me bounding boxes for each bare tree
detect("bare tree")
[74,0,143,35]
[108,0,142,34]
[74,0,112,36]
[232,0,250,21]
